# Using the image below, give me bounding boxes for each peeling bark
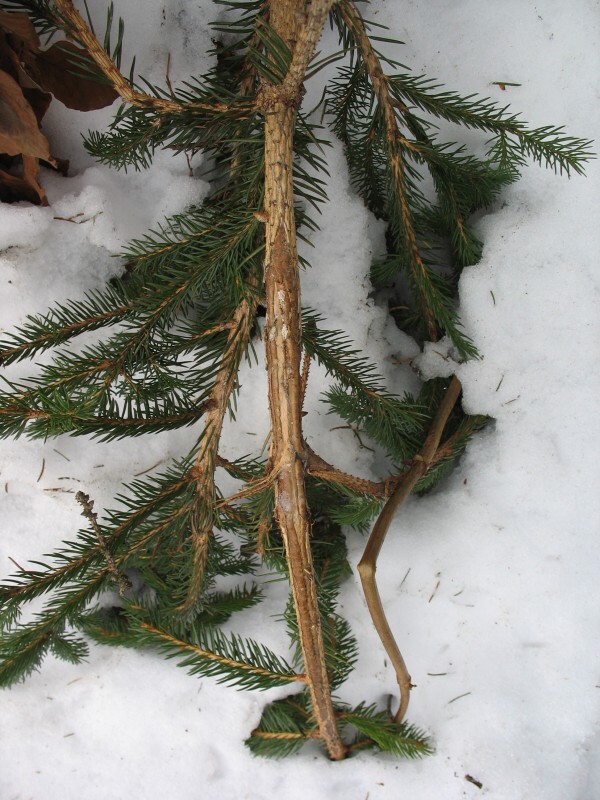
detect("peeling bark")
[261,0,347,761]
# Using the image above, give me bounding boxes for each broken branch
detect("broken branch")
[357,376,462,723]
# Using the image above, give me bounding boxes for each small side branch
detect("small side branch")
[357,376,462,723]
[300,350,311,410]
[53,0,239,115]
[339,0,439,341]
[305,445,387,497]
[215,464,280,509]
[76,491,129,596]
[184,296,257,613]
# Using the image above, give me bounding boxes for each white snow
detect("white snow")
[1,1,599,798]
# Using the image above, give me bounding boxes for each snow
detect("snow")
[1,0,599,798]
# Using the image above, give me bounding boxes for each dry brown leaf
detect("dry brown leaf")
[0,68,51,160]
[0,11,40,56]
[0,155,47,205]
[21,154,48,204]
[30,41,118,111]
[21,83,52,125]
[0,15,61,204]
[0,12,117,112]
[0,11,117,206]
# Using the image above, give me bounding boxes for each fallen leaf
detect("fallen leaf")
[21,83,52,125]
[0,11,40,56]
[0,12,115,205]
[0,68,51,159]
[0,156,47,205]
[22,153,48,204]
[29,41,118,111]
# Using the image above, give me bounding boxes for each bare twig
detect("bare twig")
[75,491,129,595]
[330,423,376,452]
[357,376,462,723]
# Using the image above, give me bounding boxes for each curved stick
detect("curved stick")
[357,376,462,723]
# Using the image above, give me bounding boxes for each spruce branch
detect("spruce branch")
[397,111,493,271]
[129,613,303,691]
[338,0,443,343]
[178,38,264,612]
[52,0,235,115]
[414,411,489,493]
[339,702,432,756]
[387,77,594,177]
[0,286,135,366]
[301,312,427,461]
[183,290,258,614]
[0,570,110,686]
[0,627,86,687]
[0,464,196,622]
[247,693,432,757]
[335,3,593,180]
[246,692,318,757]
[0,0,591,762]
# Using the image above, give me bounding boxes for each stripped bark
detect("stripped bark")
[261,0,347,761]
[183,297,257,613]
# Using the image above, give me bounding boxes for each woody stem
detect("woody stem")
[261,0,347,761]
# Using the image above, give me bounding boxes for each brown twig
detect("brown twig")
[75,491,129,596]
[305,445,386,497]
[330,423,376,453]
[279,0,338,98]
[357,376,462,723]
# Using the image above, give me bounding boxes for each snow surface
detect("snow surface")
[1,1,599,798]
